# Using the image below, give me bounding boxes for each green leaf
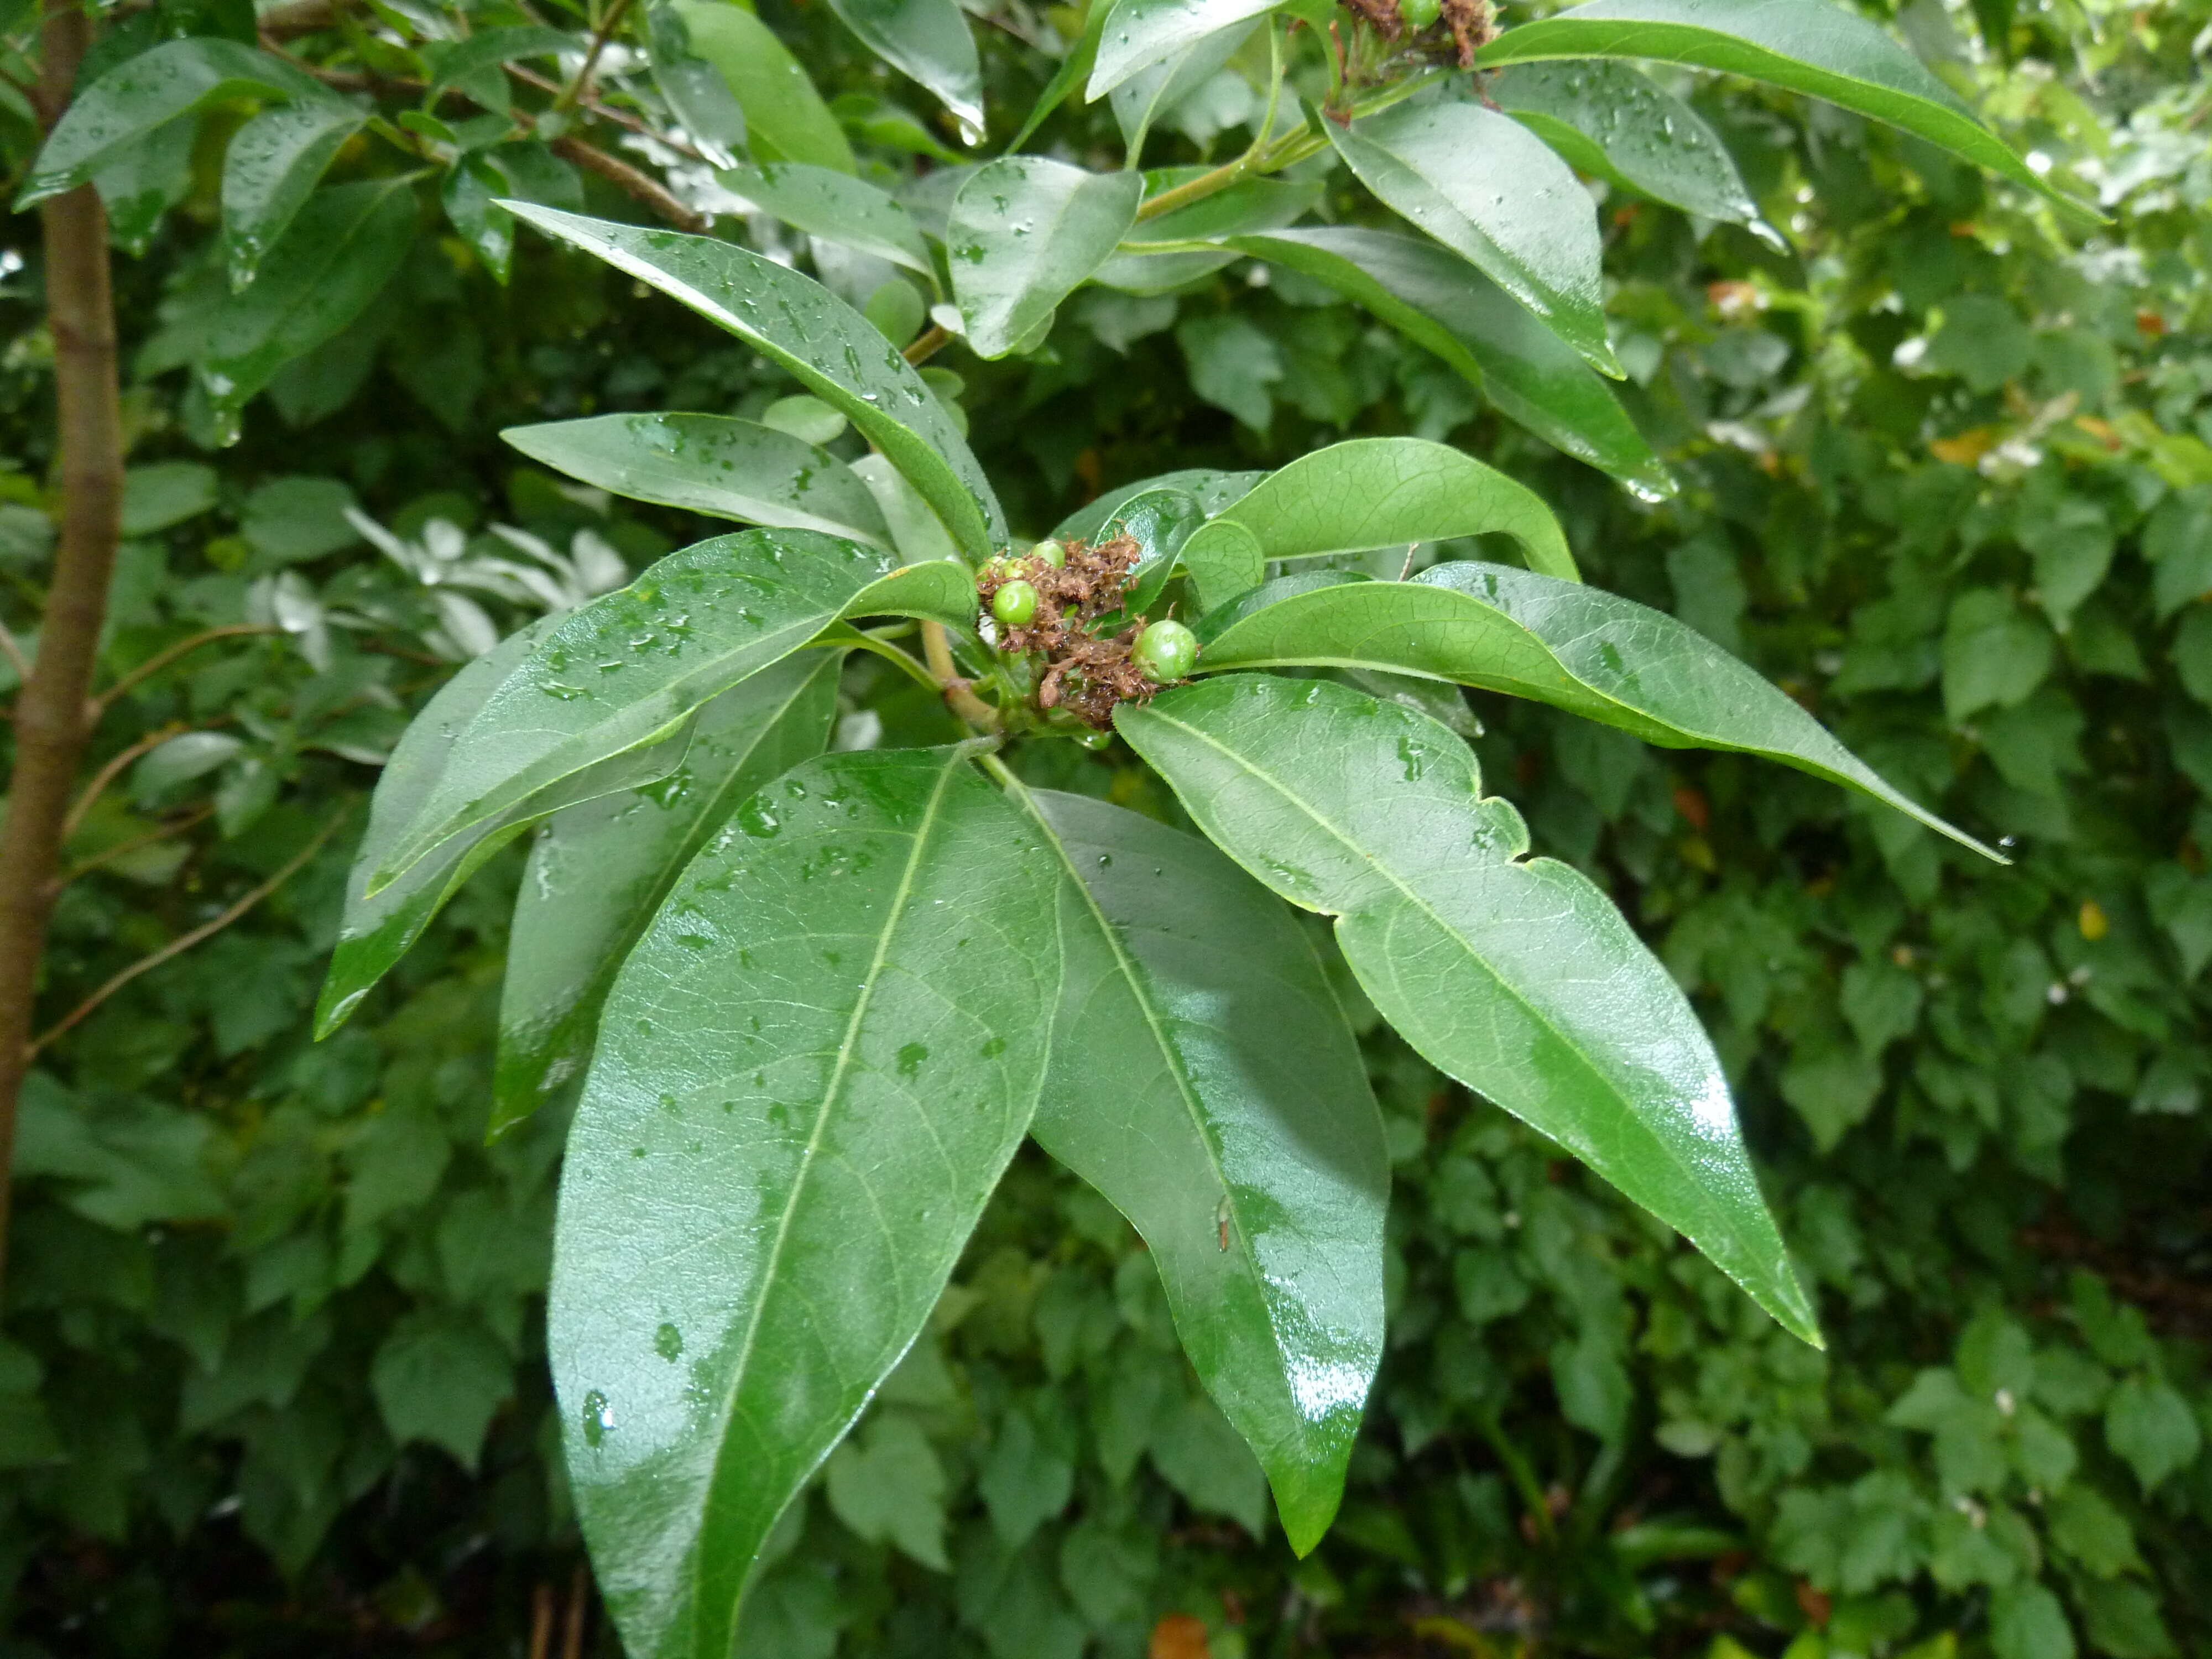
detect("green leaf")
[502,414,892,545]
[1117,674,1820,1344]
[119,461,219,536]
[824,0,984,142]
[2104,1374,2203,1492]
[1490,61,1758,223]
[219,100,365,291]
[1083,486,1206,614]
[371,1311,514,1471]
[1990,1582,2078,1659]
[1005,0,1109,153]
[1050,468,1266,545]
[421,25,577,91]
[717,161,933,279]
[949,159,1144,359]
[1098,174,1322,295]
[1475,0,2096,221]
[199,178,419,443]
[369,530,972,894]
[313,617,694,1037]
[550,744,1060,1659]
[492,651,841,1134]
[18,38,333,206]
[1088,0,1282,100]
[1327,97,1619,378]
[671,1,856,172]
[1196,561,2002,858]
[1016,787,1389,1556]
[504,204,1003,560]
[826,1412,952,1568]
[1177,437,1575,611]
[1109,20,1257,159]
[1943,587,2054,721]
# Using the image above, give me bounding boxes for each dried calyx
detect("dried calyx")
[977,534,1192,728]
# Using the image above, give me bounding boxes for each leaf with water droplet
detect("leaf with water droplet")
[823,0,984,140]
[218,100,366,291]
[1086,0,1285,99]
[1118,674,1822,1346]
[949,158,1142,358]
[550,744,1060,1658]
[1491,61,1757,224]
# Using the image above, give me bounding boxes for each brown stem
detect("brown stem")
[92,623,280,718]
[902,323,951,366]
[61,720,191,843]
[27,811,347,1057]
[920,620,998,729]
[55,805,212,888]
[549,133,708,234]
[0,0,124,1294]
[554,0,634,113]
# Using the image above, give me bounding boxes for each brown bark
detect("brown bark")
[0,0,125,1292]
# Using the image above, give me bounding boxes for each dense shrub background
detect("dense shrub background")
[1,0,2209,1653]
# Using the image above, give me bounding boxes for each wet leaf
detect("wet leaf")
[672,0,855,171]
[550,744,1059,1659]
[1097,173,1322,295]
[1118,674,1821,1345]
[1491,61,1757,223]
[503,414,892,545]
[1018,787,1387,1554]
[1327,97,1619,377]
[949,158,1144,358]
[493,651,842,1133]
[1196,561,2002,857]
[219,101,366,291]
[825,0,984,142]
[717,161,933,278]
[505,204,1002,559]
[1088,0,1282,100]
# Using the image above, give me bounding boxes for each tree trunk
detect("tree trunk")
[0,0,124,1293]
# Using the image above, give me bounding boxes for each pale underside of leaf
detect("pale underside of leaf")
[1118,674,1820,1346]
[1088,0,1284,99]
[948,158,1145,358]
[549,744,1061,1659]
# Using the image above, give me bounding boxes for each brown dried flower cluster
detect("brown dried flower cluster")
[977,533,1164,729]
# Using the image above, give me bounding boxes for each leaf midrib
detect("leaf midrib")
[1138,704,1778,1282]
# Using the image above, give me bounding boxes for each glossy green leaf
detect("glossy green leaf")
[1088,0,1282,99]
[18,38,333,206]
[1195,562,2004,858]
[314,618,691,1037]
[1016,787,1388,1554]
[1005,0,1109,153]
[421,25,576,91]
[219,100,366,291]
[1097,173,1322,295]
[1490,61,1757,224]
[550,744,1060,1659]
[1227,227,1674,500]
[1117,674,1820,1345]
[200,178,418,443]
[1178,437,1575,611]
[503,414,892,545]
[671,0,857,173]
[504,204,1002,559]
[717,162,933,279]
[647,7,748,168]
[1327,98,1619,378]
[834,91,966,163]
[949,159,1144,359]
[825,0,984,142]
[1475,0,2095,220]
[492,651,842,1133]
[1051,468,1265,545]
[370,530,974,894]
[1090,487,1207,615]
[1110,21,1257,159]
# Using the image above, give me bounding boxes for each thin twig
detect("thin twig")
[903,323,951,366]
[92,623,279,718]
[0,618,27,682]
[504,62,709,164]
[559,1563,589,1659]
[60,720,188,843]
[27,809,349,1056]
[554,0,635,113]
[528,1583,555,1659]
[920,620,998,730]
[54,805,211,887]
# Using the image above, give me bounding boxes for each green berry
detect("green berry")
[992,579,1041,628]
[980,555,1016,585]
[1076,729,1113,750]
[1399,0,1441,27]
[1030,539,1068,568]
[1133,619,1198,682]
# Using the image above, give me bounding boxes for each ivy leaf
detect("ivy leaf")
[492,651,843,1135]
[503,414,893,546]
[1327,97,1619,378]
[823,0,984,143]
[313,618,692,1037]
[1196,562,2002,858]
[1475,0,2098,222]
[550,744,1060,1659]
[504,204,1003,560]
[1088,0,1283,100]
[717,161,934,279]
[1015,787,1389,1555]
[200,178,419,442]
[369,531,974,895]
[1118,674,1821,1345]
[18,38,335,206]
[671,0,855,172]
[1177,437,1575,612]
[1227,227,1673,498]
[949,159,1144,359]
[1490,61,1759,224]
[219,101,366,291]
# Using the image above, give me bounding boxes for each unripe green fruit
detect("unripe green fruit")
[1076,729,1113,750]
[992,579,1041,628]
[1030,539,1068,568]
[1399,0,1441,27]
[1133,619,1198,682]
[980,555,1016,585]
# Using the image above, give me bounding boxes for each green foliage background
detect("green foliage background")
[2,0,2209,1653]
